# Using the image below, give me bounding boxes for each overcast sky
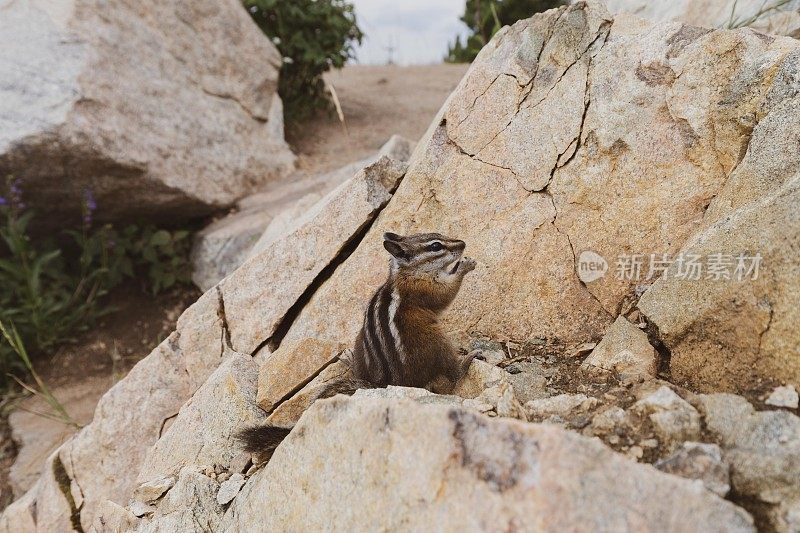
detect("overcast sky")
[350,0,470,65]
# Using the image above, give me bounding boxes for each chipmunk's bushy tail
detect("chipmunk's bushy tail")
[236,377,377,456]
[236,425,292,455]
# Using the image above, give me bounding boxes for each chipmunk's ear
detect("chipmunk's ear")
[383,233,407,259]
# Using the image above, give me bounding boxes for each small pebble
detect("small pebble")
[129,500,155,518]
[627,445,644,459]
[505,365,522,375]
[765,385,799,409]
[216,473,246,506]
[573,342,597,357]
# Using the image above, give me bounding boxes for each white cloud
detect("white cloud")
[350,0,470,65]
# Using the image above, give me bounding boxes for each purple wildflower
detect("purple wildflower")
[5,178,25,211]
[82,189,97,227]
[0,196,7,206]
[84,189,97,212]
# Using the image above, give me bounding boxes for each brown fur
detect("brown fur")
[237,231,475,457]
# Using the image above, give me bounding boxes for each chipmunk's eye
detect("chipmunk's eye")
[427,242,444,252]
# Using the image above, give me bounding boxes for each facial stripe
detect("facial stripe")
[415,249,448,261]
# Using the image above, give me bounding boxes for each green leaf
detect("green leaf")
[149,230,171,247]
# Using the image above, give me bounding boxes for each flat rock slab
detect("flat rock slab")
[224,396,754,532]
[220,156,407,355]
[256,338,348,412]
[136,354,263,486]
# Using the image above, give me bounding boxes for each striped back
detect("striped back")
[353,280,404,386]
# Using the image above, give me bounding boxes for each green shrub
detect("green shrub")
[446,0,566,63]
[0,178,193,389]
[244,0,363,119]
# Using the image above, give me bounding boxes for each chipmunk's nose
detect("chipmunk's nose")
[453,240,466,252]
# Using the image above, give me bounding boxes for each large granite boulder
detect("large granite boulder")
[0,0,295,224]
[639,173,800,391]
[277,0,800,391]
[223,396,754,532]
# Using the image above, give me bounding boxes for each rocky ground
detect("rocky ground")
[2,0,799,531]
[0,64,464,515]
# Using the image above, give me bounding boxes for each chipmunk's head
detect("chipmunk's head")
[383,232,466,276]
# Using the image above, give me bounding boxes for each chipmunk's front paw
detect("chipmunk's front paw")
[459,256,477,274]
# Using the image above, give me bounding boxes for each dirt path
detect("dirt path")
[288,64,468,176]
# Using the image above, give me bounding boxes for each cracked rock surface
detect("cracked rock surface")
[190,135,415,291]
[222,395,754,532]
[2,1,800,531]
[599,0,800,36]
[0,155,409,530]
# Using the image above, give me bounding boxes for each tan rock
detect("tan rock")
[175,290,227,391]
[133,476,177,504]
[257,338,348,413]
[134,468,223,533]
[223,396,754,531]
[655,442,730,497]
[766,385,800,409]
[600,0,800,36]
[191,135,414,291]
[451,359,508,399]
[476,381,528,420]
[220,156,407,354]
[91,499,139,533]
[591,406,632,434]
[46,335,193,531]
[633,386,701,450]
[549,18,798,314]
[526,393,599,420]
[634,38,800,391]
[639,174,800,391]
[0,0,294,224]
[582,315,657,382]
[696,393,800,531]
[266,360,352,427]
[136,354,263,485]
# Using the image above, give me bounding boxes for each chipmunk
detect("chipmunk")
[237,232,477,457]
